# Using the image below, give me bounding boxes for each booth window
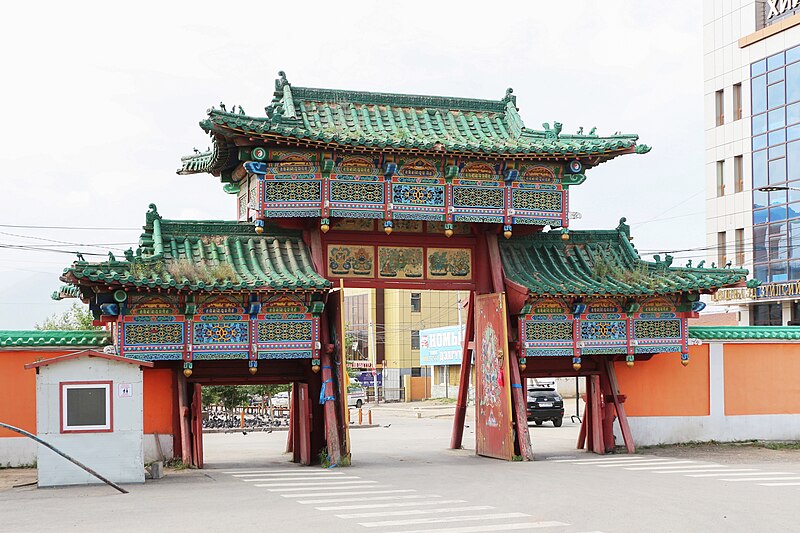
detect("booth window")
[61,382,112,433]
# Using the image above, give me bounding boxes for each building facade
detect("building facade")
[704,0,800,324]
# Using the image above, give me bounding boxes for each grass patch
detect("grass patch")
[0,461,36,469]
[163,458,191,470]
[637,439,800,452]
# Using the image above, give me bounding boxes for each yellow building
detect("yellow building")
[343,288,465,398]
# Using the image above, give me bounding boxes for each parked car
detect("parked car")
[272,391,290,407]
[347,385,367,408]
[527,387,564,427]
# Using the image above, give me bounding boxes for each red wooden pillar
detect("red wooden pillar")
[450,292,474,449]
[286,382,295,455]
[605,359,635,454]
[176,371,193,466]
[600,368,616,453]
[297,383,311,465]
[589,374,604,454]
[191,383,204,469]
[320,348,342,464]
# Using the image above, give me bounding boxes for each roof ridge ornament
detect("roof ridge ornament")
[616,217,631,240]
[503,87,517,107]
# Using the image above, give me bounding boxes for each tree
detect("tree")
[36,302,99,330]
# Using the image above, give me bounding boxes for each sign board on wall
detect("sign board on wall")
[711,281,800,303]
[419,325,465,366]
[764,0,800,26]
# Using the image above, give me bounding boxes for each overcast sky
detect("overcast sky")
[0,0,705,329]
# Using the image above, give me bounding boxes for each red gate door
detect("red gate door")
[474,293,514,460]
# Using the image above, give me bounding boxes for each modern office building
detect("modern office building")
[704,0,800,325]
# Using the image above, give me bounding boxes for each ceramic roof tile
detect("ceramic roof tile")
[688,326,800,340]
[0,330,111,348]
[178,73,651,174]
[60,204,330,293]
[501,222,747,297]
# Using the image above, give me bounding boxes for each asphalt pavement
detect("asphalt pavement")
[1,404,799,532]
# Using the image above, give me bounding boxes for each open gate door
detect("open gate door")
[474,293,514,461]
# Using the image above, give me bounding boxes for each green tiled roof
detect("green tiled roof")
[51,284,81,301]
[0,330,111,348]
[500,220,747,297]
[689,326,800,340]
[61,204,330,293]
[179,72,649,174]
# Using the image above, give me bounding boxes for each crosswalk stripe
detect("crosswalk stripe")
[359,512,530,528]
[234,472,345,477]
[243,476,361,482]
[758,482,800,486]
[383,520,570,532]
[686,470,759,477]
[646,465,727,471]
[553,456,654,464]
[337,505,494,519]
[221,469,312,474]
[655,469,749,474]
[281,489,415,498]
[317,500,466,511]
[257,480,377,489]
[596,460,687,468]
[298,494,436,505]
[720,476,800,482]
[624,461,699,470]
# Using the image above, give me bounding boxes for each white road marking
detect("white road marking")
[257,480,377,489]
[655,468,750,474]
[298,494,437,505]
[234,472,346,477]
[278,488,410,497]
[243,476,361,482]
[553,456,654,464]
[383,520,570,532]
[686,470,759,477]
[623,461,699,470]
[337,505,494,519]
[359,512,530,528]
[221,469,314,474]
[646,465,728,471]
[720,476,800,482]
[316,499,465,511]
[596,460,688,468]
[759,482,800,486]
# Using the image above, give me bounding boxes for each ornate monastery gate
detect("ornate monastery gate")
[58,73,747,465]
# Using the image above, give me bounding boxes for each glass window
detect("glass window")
[753,150,768,189]
[754,208,769,225]
[789,220,800,257]
[770,204,788,221]
[789,188,800,203]
[716,160,725,196]
[715,89,725,126]
[753,113,768,134]
[769,82,786,109]
[788,46,800,64]
[788,124,800,141]
[769,69,785,84]
[768,52,785,71]
[61,383,112,432]
[753,134,768,151]
[717,232,727,266]
[788,63,800,103]
[751,303,782,325]
[754,263,769,282]
[771,261,788,281]
[736,228,745,265]
[789,103,800,125]
[788,141,800,180]
[754,226,768,261]
[753,75,767,114]
[769,108,786,130]
[752,59,767,76]
[769,157,787,183]
[768,129,786,147]
[770,189,788,205]
[735,155,744,193]
[733,83,742,120]
[411,330,420,350]
[791,203,800,221]
[770,145,787,159]
[791,259,800,281]
[410,292,421,313]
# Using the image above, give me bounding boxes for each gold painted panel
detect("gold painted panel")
[393,220,423,233]
[327,245,375,278]
[427,248,472,279]
[331,218,375,231]
[378,247,424,279]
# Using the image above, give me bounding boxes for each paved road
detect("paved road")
[1,411,798,532]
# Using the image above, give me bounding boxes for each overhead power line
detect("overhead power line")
[0,223,140,231]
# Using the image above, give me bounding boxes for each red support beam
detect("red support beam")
[450,291,474,450]
[589,375,604,454]
[177,372,193,466]
[605,359,635,454]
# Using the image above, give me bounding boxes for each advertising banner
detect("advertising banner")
[419,325,465,366]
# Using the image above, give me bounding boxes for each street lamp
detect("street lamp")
[756,185,800,192]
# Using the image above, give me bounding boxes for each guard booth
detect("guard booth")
[26,350,151,487]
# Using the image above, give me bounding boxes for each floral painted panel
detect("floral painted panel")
[427,248,472,279]
[378,247,423,279]
[327,245,375,278]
